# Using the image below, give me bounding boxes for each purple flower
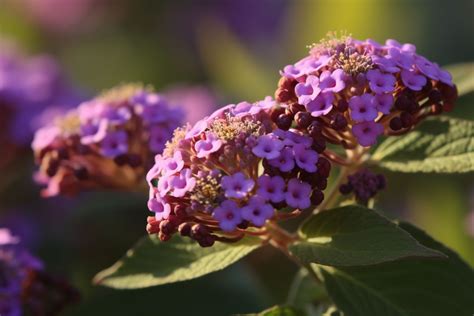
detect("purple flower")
[221,172,255,199]
[185,118,208,140]
[436,65,454,86]
[386,47,414,70]
[169,168,196,197]
[297,55,331,75]
[257,175,285,203]
[195,132,222,158]
[415,56,439,80]
[162,151,184,175]
[295,75,320,105]
[401,70,427,91]
[306,92,334,117]
[352,121,384,147]
[213,200,242,232]
[232,101,254,117]
[100,130,128,158]
[318,69,346,93]
[366,69,396,94]
[148,197,172,221]
[349,94,378,122]
[293,145,319,172]
[252,135,284,160]
[31,125,61,151]
[372,93,394,114]
[280,64,304,79]
[149,125,170,153]
[241,197,274,227]
[281,130,312,148]
[268,147,295,172]
[285,178,312,209]
[371,56,400,73]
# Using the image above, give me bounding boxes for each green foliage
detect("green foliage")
[316,222,474,316]
[238,305,305,316]
[287,269,328,308]
[289,205,443,266]
[445,62,474,96]
[94,235,262,289]
[372,116,474,173]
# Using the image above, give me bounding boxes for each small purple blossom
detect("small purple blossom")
[148,197,172,221]
[257,175,285,203]
[371,56,399,73]
[195,132,222,158]
[293,145,319,173]
[149,125,170,153]
[401,70,427,91]
[352,121,384,147]
[386,47,414,70]
[100,130,128,158]
[185,118,208,139]
[169,168,196,197]
[366,69,396,94]
[295,75,320,105]
[221,172,255,199]
[372,93,394,114]
[162,151,184,175]
[306,92,334,117]
[269,147,295,172]
[318,69,346,93]
[285,178,312,209]
[349,94,378,122]
[415,56,439,80]
[213,200,242,232]
[241,197,274,227]
[252,135,284,160]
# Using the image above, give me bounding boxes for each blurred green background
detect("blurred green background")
[0,0,473,315]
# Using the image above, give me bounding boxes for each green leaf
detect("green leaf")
[445,62,474,96]
[237,305,305,316]
[372,116,474,173]
[94,235,262,289]
[287,269,328,308]
[289,205,443,266]
[316,222,474,316]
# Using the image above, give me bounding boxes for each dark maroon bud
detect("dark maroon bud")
[191,224,209,239]
[237,220,249,229]
[406,100,418,114]
[331,113,348,130]
[394,95,409,111]
[73,166,89,180]
[336,99,348,112]
[401,88,415,99]
[178,223,191,236]
[158,231,171,242]
[428,89,442,103]
[146,217,160,234]
[389,117,403,131]
[442,102,455,112]
[339,183,353,194]
[295,111,312,129]
[114,154,129,166]
[174,205,187,219]
[289,103,305,115]
[278,76,297,91]
[421,79,433,93]
[310,190,324,206]
[46,159,60,177]
[159,220,176,235]
[198,235,215,247]
[315,177,328,190]
[56,148,69,160]
[400,112,413,128]
[438,83,458,103]
[276,113,293,130]
[270,107,286,123]
[275,89,292,103]
[307,120,323,137]
[128,154,143,168]
[76,144,90,155]
[316,158,331,178]
[312,137,326,153]
[431,103,443,115]
[271,201,287,210]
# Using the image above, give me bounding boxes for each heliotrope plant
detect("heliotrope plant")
[51,34,474,315]
[0,228,78,315]
[32,84,183,197]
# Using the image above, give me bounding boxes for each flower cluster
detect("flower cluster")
[0,228,78,315]
[339,169,386,204]
[146,98,330,246]
[276,33,457,148]
[32,84,183,197]
[0,41,80,147]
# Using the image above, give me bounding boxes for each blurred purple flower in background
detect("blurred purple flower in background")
[0,40,82,147]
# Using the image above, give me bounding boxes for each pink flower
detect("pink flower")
[194,132,222,158]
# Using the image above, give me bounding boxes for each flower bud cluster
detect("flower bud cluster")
[339,169,386,204]
[0,229,78,315]
[276,33,457,148]
[32,84,182,197]
[146,98,330,246]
